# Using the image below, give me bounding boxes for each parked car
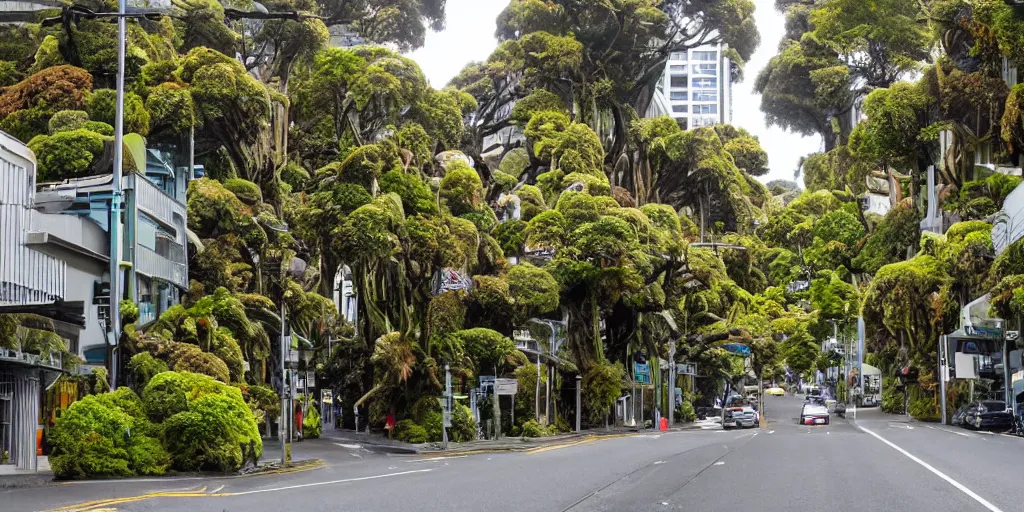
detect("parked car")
[800,402,830,425]
[766,387,786,396]
[950,403,972,426]
[723,403,758,429]
[960,400,1013,431]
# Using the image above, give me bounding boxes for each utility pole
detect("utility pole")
[106,0,128,391]
[535,353,541,423]
[443,363,450,450]
[279,302,289,464]
[668,341,676,427]
[575,375,581,432]
[492,365,501,440]
[939,334,947,424]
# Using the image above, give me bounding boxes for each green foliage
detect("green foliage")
[581,363,624,427]
[450,403,476,442]
[86,89,150,136]
[303,404,322,439]
[128,352,169,390]
[393,419,428,443]
[28,129,108,182]
[223,178,263,206]
[676,401,697,423]
[450,328,517,373]
[440,164,483,215]
[520,419,549,438]
[380,169,438,216]
[908,395,940,422]
[146,83,196,136]
[853,200,920,274]
[47,110,89,134]
[49,390,171,479]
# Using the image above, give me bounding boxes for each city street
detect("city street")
[3,395,1023,512]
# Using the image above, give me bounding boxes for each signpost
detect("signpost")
[633,362,651,384]
[494,378,518,395]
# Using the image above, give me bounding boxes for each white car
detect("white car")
[800,402,830,426]
[723,404,758,429]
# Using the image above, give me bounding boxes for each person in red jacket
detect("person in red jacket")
[295,403,304,441]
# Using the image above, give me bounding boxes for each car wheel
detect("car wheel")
[825,418,829,425]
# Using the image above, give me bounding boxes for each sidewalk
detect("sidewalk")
[323,423,703,455]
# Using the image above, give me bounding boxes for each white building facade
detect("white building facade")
[656,43,733,129]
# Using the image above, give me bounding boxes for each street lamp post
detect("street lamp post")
[575,375,582,432]
[279,302,288,465]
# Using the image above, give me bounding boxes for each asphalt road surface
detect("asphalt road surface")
[6,395,1024,512]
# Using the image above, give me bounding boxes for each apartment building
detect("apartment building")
[655,43,733,129]
[0,129,190,472]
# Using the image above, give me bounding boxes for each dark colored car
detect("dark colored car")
[951,403,972,426]
[961,400,1013,431]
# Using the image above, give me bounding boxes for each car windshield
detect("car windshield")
[982,401,1005,410]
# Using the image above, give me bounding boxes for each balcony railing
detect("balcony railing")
[136,245,187,289]
[134,174,186,242]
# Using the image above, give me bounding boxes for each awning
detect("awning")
[948,294,1003,341]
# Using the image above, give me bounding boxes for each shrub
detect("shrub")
[303,405,322,439]
[909,396,940,422]
[82,120,114,136]
[28,128,107,182]
[394,419,428,444]
[240,384,279,427]
[675,401,697,423]
[128,352,169,390]
[172,346,231,383]
[582,363,625,427]
[86,89,150,136]
[142,370,234,422]
[520,419,548,438]
[0,65,92,119]
[48,110,90,134]
[49,390,171,479]
[439,164,483,215]
[163,392,260,472]
[450,404,476,442]
[146,82,195,135]
[223,178,262,206]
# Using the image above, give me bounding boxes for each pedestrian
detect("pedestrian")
[295,402,304,442]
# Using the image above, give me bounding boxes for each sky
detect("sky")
[406,0,822,186]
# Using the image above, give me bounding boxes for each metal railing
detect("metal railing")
[136,245,187,289]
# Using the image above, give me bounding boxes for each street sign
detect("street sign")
[442,408,452,427]
[722,343,751,356]
[495,378,518,395]
[633,362,651,384]
[676,363,696,375]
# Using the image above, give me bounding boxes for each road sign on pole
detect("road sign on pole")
[495,378,518,395]
[633,362,651,384]
[675,363,697,375]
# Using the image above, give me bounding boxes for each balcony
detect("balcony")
[136,245,187,289]
[134,174,186,242]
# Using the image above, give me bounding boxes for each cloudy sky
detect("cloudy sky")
[407,0,821,186]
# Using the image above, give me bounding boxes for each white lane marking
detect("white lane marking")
[977,431,995,435]
[409,455,467,463]
[926,425,972,438]
[768,430,775,434]
[334,443,362,449]
[713,461,725,466]
[827,432,830,435]
[859,426,1003,512]
[350,453,363,459]
[999,433,1018,439]
[653,460,666,465]
[230,469,433,496]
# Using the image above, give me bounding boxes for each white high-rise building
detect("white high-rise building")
[651,43,733,129]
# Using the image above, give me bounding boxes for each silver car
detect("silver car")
[723,405,758,428]
[800,402,830,425]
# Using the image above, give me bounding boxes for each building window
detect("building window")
[695,104,718,115]
[692,90,718,102]
[691,116,717,127]
[670,91,688,101]
[691,63,717,75]
[670,75,688,88]
[670,65,686,73]
[693,51,717,61]
[670,52,687,61]
[672,105,688,113]
[692,77,717,89]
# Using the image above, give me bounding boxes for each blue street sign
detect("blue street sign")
[722,343,751,356]
[634,362,651,384]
